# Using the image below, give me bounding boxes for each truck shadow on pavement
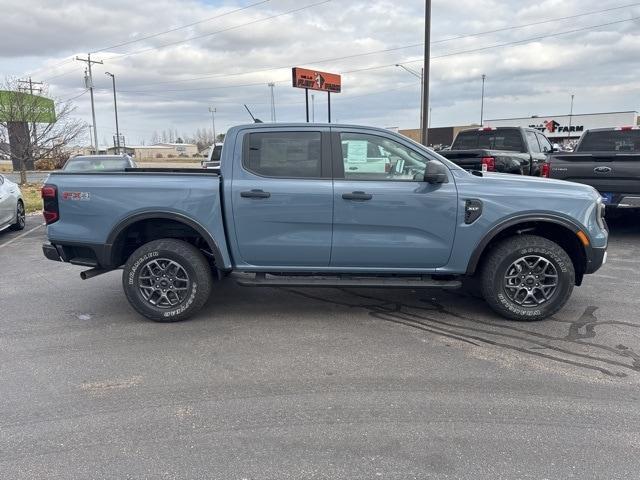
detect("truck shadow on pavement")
[281,287,640,380]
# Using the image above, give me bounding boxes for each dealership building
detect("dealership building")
[399,110,639,147]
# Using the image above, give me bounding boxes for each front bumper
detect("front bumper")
[585,246,607,274]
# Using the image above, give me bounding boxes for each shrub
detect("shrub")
[167,154,175,158]
[155,153,163,159]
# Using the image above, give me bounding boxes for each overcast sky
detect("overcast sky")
[2,0,639,145]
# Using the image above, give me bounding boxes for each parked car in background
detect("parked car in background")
[62,154,137,172]
[0,174,25,233]
[201,144,222,170]
[440,126,553,176]
[42,123,607,323]
[549,126,640,210]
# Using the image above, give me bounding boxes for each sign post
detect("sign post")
[292,67,341,123]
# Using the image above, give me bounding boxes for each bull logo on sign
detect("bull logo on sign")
[314,73,325,90]
[544,120,560,133]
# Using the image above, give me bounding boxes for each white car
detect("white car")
[0,174,25,233]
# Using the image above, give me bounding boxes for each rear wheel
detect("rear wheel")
[9,200,25,231]
[480,235,575,321]
[122,239,212,322]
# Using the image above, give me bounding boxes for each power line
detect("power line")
[60,89,90,103]
[91,0,272,54]
[114,2,640,89]
[30,1,637,85]
[341,15,639,75]
[115,14,636,96]
[100,0,332,60]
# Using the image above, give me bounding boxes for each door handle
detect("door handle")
[342,191,372,201]
[241,189,271,199]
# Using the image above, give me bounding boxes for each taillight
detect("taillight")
[541,162,550,178]
[481,156,495,172]
[41,184,59,224]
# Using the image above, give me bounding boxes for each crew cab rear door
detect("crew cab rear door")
[230,128,333,267]
[329,128,457,269]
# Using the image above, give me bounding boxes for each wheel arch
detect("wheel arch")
[466,214,590,285]
[105,211,225,269]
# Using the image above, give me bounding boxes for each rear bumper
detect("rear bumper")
[42,242,104,267]
[602,194,640,209]
[42,243,62,262]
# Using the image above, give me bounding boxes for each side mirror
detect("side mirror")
[423,161,448,184]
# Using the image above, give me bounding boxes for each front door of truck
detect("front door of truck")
[330,130,458,269]
[231,128,333,267]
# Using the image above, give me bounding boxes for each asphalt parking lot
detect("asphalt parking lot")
[1,215,639,479]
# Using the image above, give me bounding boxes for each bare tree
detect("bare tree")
[0,77,86,184]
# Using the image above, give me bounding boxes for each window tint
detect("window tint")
[536,132,553,153]
[526,131,541,153]
[340,133,429,181]
[245,132,322,178]
[578,130,640,152]
[452,129,525,152]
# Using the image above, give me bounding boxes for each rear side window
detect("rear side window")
[525,131,541,153]
[578,130,640,152]
[244,132,322,178]
[453,130,525,152]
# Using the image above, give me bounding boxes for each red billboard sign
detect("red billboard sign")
[292,67,341,93]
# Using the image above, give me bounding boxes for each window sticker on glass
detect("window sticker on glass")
[346,140,368,163]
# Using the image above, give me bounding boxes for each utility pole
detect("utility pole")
[105,72,121,154]
[480,74,486,125]
[422,0,431,146]
[76,54,103,154]
[396,64,423,141]
[208,107,217,144]
[268,82,276,122]
[568,94,575,144]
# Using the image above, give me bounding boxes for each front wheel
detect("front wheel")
[122,239,212,322]
[480,235,575,321]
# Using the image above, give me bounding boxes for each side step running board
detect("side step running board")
[233,272,461,289]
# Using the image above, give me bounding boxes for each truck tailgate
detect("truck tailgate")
[549,153,640,194]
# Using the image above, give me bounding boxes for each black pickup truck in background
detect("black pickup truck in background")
[439,126,553,176]
[548,127,640,210]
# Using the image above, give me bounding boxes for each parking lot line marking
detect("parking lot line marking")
[0,223,45,249]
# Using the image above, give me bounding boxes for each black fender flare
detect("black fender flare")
[465,213,591,275]
[105,211,226,269]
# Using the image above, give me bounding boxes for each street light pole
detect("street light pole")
[311,94,315,122]
[568,94,575,144]
[480,74,486,125]
[422,0,431,146]
[268,82,276,122]
[396,64,423,143]
[105,72,121,154]
[208,107,217,144]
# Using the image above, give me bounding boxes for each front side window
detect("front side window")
[245,132,322,178]
[340,133,428,181]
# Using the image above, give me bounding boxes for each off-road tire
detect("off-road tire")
[480,235,575,321]
[9,200,25,231]
[122,239,212,322]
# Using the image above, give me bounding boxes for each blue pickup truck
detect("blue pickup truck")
[41,123,608,322]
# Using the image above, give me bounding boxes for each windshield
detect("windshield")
[453,129,525,152]
[64,157,130,171]
[578,130,640,152]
